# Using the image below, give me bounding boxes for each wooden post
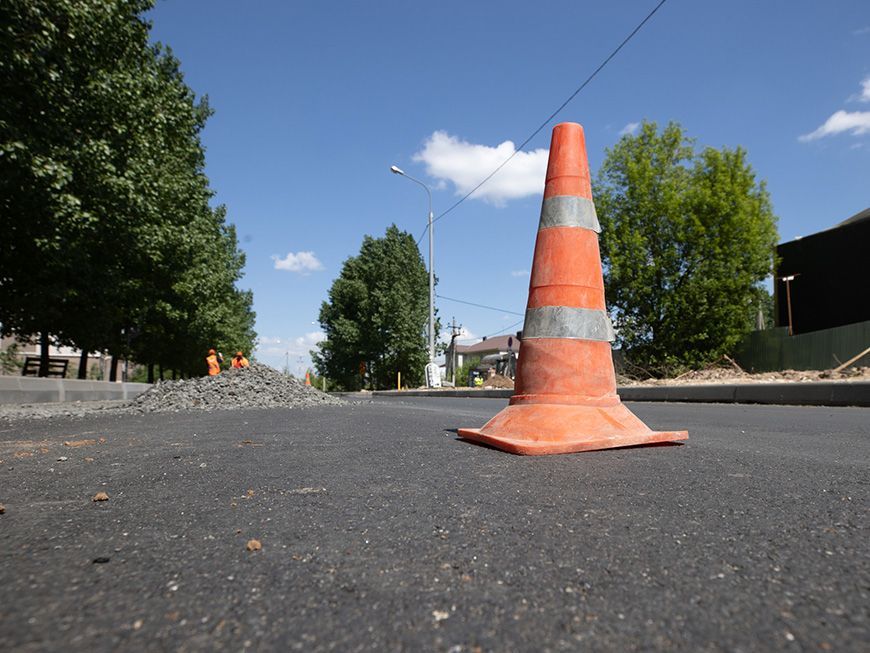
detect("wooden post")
[833,346,870,373]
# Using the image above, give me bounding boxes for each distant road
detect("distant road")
[0,398,867,651]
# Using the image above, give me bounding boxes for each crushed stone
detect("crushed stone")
[128,362,344,413]
[0,362,345,422]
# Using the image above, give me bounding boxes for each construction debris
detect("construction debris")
[0,362,345,421]
[128,362,344,414]
[481,374,515,389]
[619,365,870,386]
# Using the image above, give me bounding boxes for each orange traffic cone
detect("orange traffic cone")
[458,122,687,455]
[305,371,311,386]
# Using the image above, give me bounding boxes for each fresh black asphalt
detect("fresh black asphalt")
[0,398,867,652]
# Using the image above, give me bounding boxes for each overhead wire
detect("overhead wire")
[436,294,523,316]
[413,0,669,247]
[455,318,525,343]
[416,1,670,344]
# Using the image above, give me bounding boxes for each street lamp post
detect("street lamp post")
[390,165,438,387]
[779,274,799,336]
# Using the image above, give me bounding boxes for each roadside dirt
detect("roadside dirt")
[481,374,515,389]
[618,365,870,386]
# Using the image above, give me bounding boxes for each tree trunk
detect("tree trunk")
[109,355,118,382]
[38,332,50,377]
[147,363,155,384]
[77,348,89,380]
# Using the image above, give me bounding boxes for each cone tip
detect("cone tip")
[545,122,591,199]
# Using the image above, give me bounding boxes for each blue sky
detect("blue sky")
[147,0,870,375]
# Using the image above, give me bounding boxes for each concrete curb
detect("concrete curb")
[0,376,152,405]
[367,382,870,407]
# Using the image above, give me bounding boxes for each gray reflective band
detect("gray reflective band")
[523,306,615,342]
[539,196,600,233]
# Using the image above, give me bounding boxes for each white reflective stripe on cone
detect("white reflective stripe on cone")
[538,195,601,232]
[523,306,615,342]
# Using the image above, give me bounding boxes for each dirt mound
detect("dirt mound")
[129,362,345,413]
[482,374,515,389]
[620,365,870,386]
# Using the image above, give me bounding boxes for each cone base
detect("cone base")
[458,402,688,455]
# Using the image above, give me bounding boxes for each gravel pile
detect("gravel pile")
[0,362,345,422]
[129,362,345,413]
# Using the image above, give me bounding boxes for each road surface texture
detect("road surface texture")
[0,397,867,652]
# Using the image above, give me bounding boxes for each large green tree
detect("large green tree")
[594,121,778,374]
[0,0,256,378]
[313,225,431,390]
[0,0,154,374]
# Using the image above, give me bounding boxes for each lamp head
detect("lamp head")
[390,165,404,175]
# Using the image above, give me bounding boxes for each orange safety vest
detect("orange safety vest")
[206,354,221,376]
[232,356,249,368]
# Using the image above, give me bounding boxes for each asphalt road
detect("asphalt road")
[0,398,867,652]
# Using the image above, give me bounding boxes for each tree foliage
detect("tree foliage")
[313,225,431,390]
[0,0,255,377]
[593,121,778,374]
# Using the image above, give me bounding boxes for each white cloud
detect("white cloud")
[799,110,870,141]
[801,77,870,142]
[295,331,325,349]
[854,26,870,36]
[510,269,530,277]
[255,331,324,356]
[272,251,324,273]
[412,131,548,205]
[619,122,640,136]
[439,326,480,346]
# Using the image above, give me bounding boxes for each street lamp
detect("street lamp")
[390,165,438,387]
[779,274,799,336]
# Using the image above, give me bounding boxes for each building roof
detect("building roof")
[455,334,520,355]
[836,207,870,228]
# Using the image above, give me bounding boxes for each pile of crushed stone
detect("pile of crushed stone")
[129,362,345,413]
[0,362,345,422]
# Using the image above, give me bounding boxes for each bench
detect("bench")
[21,356,69,378]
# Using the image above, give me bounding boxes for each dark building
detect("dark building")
[775,207,870,335]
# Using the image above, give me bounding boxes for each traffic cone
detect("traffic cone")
[305,371,311,386]
[458,122,687,455]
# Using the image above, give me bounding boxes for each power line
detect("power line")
[418,0,669,240]
[436,293,524,316]
[485,319,524,339]
[456,318,525,343]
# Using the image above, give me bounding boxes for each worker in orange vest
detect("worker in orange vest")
[231,351,250,368]
[206,348,223,376]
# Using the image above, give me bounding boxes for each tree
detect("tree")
[0,0,156,374]
[593,121,778,374]
[313,225,431,390]
[454,356,481,388]
[0,0,256,378]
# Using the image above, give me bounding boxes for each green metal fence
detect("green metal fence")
[734,320,870,372]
